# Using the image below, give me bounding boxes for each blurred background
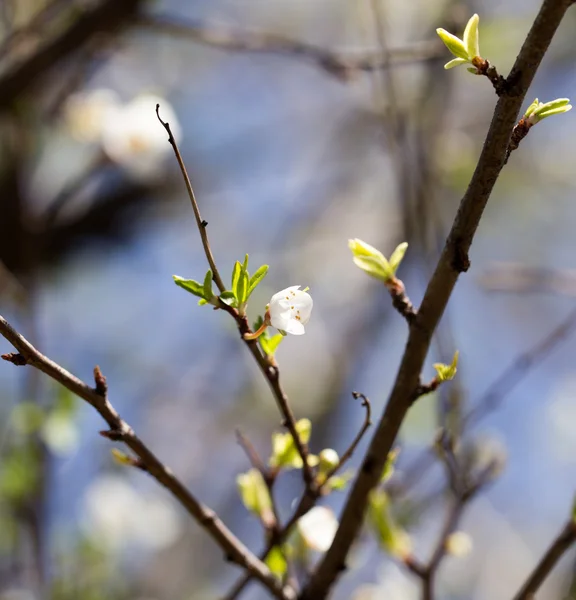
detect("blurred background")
[0,0,576,599]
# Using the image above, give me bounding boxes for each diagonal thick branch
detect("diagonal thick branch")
[0,315,294,600]
[301,1,575,598]
[512,516,576,600]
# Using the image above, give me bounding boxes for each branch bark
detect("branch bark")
[138,14,443,81]
[513,519,576,600]
[0,0,145,111]
[0,315,294,600]
[301,1,574,598]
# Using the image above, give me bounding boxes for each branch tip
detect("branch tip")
[93,365,108,396]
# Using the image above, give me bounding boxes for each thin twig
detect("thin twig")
[236,429,280,532]
[0,0,146,112]
[236,429,269,477]
[322,392,372,483]
[138,14,444,81]
[224,490,316,600]
[225,392,371,599]
[465,305,576,428]
[409,434,497,600]
[155,105,226,292]
[386,278,418,324]
[0,315,294,600]
[156,106,314,489]
[301,2,574,596]
[399,305,576,496]
[513,519,576,600]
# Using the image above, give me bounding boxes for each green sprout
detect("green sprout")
[433,350,459,382]
[436,14,480,71]
[348,239,408,283]
[524,98,572,125]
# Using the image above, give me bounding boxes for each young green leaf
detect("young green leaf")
[264,333,283,355]
[237,469,273,522]
[368,490,412,559]
[248,265,269,297]
[231,262,242,297]
[436,28,468,60]
[203,270,213,301]
[388,242,408,275]
[381,448,400,483]
[173,276,204,298]
[269,418,312,469]
[324,471,353,492]
[237,270,249,304]
[219,290,237,307]
[463,14,480,58]
[433,350,459,382]
[266,546,288,577]
[242,253,249,272]
[445,58,469,70]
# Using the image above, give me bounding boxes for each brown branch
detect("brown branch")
[138,14,444,81]
[0,0,146,112]
[236,429,269,478]
[0,315,294,600]
[225,490,317,600]
[300,2,574,598]
[513,518,576,600]
[156,105,315,490]
[471,57,506,95]
[155,105,226,293]
[226,391,371,599]
[321,392,372,484]
[465,305,576,428]
[386,277,418,324]
[410,433,497,600]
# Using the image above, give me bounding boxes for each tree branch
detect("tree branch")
[321,392,372,483]
[0,315,294,600]
[300,2,574,598]
[513,518,576,600]
[138,14,443,81]
[155,105,226,292]
[156,106,315,489]
[0,0,145,111]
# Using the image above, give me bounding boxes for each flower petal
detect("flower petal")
[283,320,305,335]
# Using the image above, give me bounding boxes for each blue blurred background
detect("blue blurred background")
[1,0,576,599]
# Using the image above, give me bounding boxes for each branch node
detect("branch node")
[1,352,28,365]
[450,238,470,273]
[99,428,125,442]
[385,278,418,323]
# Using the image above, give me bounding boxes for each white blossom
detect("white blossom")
[297,506,338,552]
[268,285,313,335]
[101,94,181,181]
[64,88,120,143]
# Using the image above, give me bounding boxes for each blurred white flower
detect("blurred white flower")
[101,94,181,181]
[81,474,180,552]
[64,89,121,143]
[297,506,338,552]
[445,530,473,557]
[268,286,313,335]
[41,413,79,456]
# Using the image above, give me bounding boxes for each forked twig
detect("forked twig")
[0,315,293,600]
